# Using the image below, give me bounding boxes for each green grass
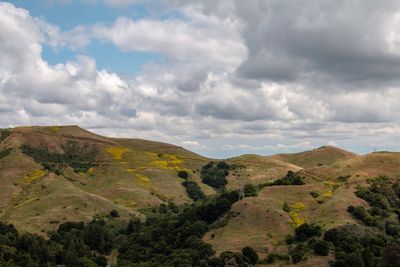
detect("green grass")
[0,129,11,142]
[20,141,98,173]
[0,148,12,160]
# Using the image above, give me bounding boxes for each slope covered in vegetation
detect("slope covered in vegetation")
[0,126,400,266]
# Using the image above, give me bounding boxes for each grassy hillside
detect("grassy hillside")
[202,147,400,266]
[1,126,400,266]
[272,146,357,168]
[0,126,212,234]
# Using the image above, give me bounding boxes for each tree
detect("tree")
[178,170,189,180]
[295,223,321,241]
[242,246,259,264]
[109,209,119,218]
[217,161,230,169]
[384,242,400,267]
[244,184,257,197]
[182,181,205,201]
[313,240,330,256]
[127,218,141,235]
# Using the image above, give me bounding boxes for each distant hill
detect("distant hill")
[272,145,358,168]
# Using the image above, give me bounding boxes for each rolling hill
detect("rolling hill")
[1,125,400,266]
[0,126,213,233]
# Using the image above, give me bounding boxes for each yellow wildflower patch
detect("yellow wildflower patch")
[324,181,339,189]
[106,147,131,160]
[168,154,183,165]
[146,152,184,170]
[322,191,333,198]
[291,202,305,210]
[114,199,137,208]
[50,126,60,133]
[20,169,45,186]
[136,174,151,187]
[289,211,306,227]
[154,160,170,169]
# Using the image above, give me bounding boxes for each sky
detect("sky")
[1,0,400,158]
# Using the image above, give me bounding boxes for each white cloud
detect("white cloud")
[66,8,247,72]
[2,1,400,158]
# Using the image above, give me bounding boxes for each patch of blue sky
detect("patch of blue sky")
[82,42,164,74]
[42,44,76,65]
[9,0,183,74]
[8,1,187,30]
[42,41,164,74]
[8,0,148,30]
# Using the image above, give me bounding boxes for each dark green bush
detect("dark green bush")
[289,243,308,264]
[0,148,12,160]
[0,129,11,143]
[244,184,257,197]
[283,203,291,212]
[295,223,321,241]
[313,240,330,256]
[272,171,305,186]
[384,242,400,267]
[21,141,98,173]
[264,253,290,264]
[242,246,259,264]
[178,170,189,179]
[201,161,230,190]
[109,209,119,218]
[182,180,205,201]
[291,252,303,263]
[337,175,351,182]
[347,205,377,226]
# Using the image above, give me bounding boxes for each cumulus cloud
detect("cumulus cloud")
[64,7,247,72]
[1,1,400,157]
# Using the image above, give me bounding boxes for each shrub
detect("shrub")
[291,252,303,263]
[244,184,257,197]
[208,257,224,267]
[283,203,291,212]
[295,223,321,241]
[272,171,305,186]
[126,218,141,235]
[217,161,230,169]
[384,242,400,267]
[242,246,259,264]
[201,162,230,190]
[182,181,205,201]
[109,209,119,218]
[0,129,11,143]
[286,235,295,244]
[337,175,351,182]
[313,240,330,256]
[309,191,320,198]
[0,148,12,160]
[289,243,308,264]
[347,206,377,226]
[21,141,98,173]
[178,170,189,180]
[264,253,290,264]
